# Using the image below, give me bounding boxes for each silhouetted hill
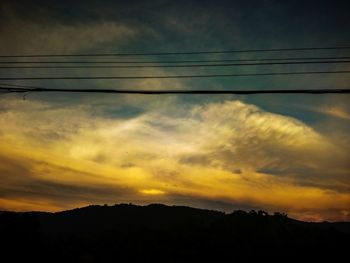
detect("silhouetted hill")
[1,204,349,262]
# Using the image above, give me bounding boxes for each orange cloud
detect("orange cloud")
[0,98,349,221]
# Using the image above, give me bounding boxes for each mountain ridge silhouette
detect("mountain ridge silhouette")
[1,203,349,262]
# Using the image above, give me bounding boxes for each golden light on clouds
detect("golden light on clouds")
[315,106,350,120]
[140,189,166,195]
[0,98,349,221]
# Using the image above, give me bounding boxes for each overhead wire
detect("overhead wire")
[0,86,349,94]
[1,45,350,58]
[1,70,350,80]
[0,60,350,69]
[1,46,349,94]
[1,56,350,64]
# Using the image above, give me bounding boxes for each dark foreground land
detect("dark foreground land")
[1,203,349,262]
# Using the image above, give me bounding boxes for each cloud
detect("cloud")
[0,98,349,221]
[185,101,350,186]
[140,189,165,195]
[0,8,137,54]
[313,106,350,121]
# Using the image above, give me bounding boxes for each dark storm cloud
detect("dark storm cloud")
[2,0,350,48]
[1,0,349,101]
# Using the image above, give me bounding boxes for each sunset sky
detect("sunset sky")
[0,0,349,221]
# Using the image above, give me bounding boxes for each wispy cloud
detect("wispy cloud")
[312,106,350,120]
[0,98,349,221]
[0,11,137,54]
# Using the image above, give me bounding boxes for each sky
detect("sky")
[0,0,349,221]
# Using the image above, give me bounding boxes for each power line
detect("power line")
[1,60,350,69]
[0,83,42,89]
[1,86,349,94]
[1,70,350,80]
[1,46,350,58]
[1,56,350,64]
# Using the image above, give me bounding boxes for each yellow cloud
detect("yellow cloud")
[140,189,166,195]
[0,98,349,221]
[317,106,350,120]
